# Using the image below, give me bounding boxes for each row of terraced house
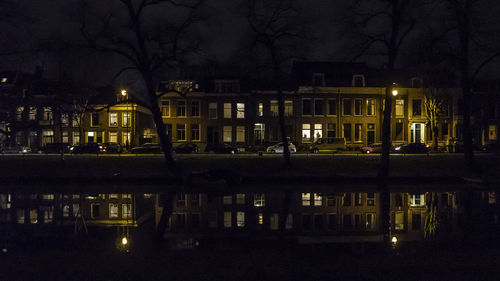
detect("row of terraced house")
[2,62,500,152]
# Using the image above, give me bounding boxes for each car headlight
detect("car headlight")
[395,147,401,151]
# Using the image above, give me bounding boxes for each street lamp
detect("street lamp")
[121,89,130,150]
[392,89,398,96]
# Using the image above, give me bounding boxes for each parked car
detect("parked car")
[266,142,297,153]
[205,143,238,154]
[1,145,31,154]
[174,142,198,154]
[102,142,123,154]
[40,143,72,154]
[393,143,430,154]
[130,143,162,154]
[71,143,104,154]
[308,138,346,153]
[360,143,383,154]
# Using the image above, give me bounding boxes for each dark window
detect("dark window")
[314,99,323,115]
[343,124,352,142]
[395,193,403,207]
[328,214,337,230]
[191,213,200,228]
[302,99,312,115]
[326,195,336,206]
[355,193,362,206]
[91,113,99,127]
[302,214,312,231]
[441,193,449,206]
[343,193,352,206]
[343,99,352,115]
[343,214,352,230]
[354,99,362,115]
[395,123,403,140]
[457,99,464,115]
[442,123,449,136]
[312,73,325,86]
[354,214,362,231]
[165,124,172,141]
[413,99,422,116]
[412,214,421,230]
[91,204,100,218]
[314,215,324,231]
[327,100,337,115]
[327,123,336,138]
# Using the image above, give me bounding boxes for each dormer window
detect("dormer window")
[214,80,240,93]
[411,77,422,88]
[312,73,325,87]
[352,75,365,87]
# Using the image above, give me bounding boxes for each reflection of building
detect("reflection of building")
[156,191,460,245]
[0,193,153,227]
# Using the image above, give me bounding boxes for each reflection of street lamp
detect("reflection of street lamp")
[121,89,129,150]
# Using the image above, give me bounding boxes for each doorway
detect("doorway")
[411,123,425,143]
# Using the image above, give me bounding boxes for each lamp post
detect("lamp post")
[121,90,129,151]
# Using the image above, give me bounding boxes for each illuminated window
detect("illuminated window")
[314,193,322,206]
[223,195,232,205]
[223,126,232,142]
[61,113,69,126]
[29,107,37,120]
[122,132,131,145]
[1,77,7,83]
[285,214,293,229]
[161,100,170,117]
[254,123,265,144]
[122,194,132,199]
[236,126,245,142]
[109,203,119,218]
[72,114,80,127]
[16,107,24,121]
[177,100,186,117]
[270,213,279,230]
[314,124,322,141]
[208,102,217,119]
[366,213,376,230]
[284,100,293,116]
[395,99,404,116]
[191,100,200,117]
[257,102,263,116]
[270,100,278,116]
[72,203,80,217]
[41,207,53,224]
[16,209,25,224]
[367,193,375,206]
[109,132,117,143]
[236,211,245,227]
[410,194,425,207]
[366,99,376,116]
[122,112,131,127]
[302,193,311,206]
[302,124,311,143]
[224,103,232,118]
[122,204,132,219]
[489,125,497,140]
[236,193,245,205]
[395,212,404,230]
[63,205,70,217]
[224,212,232,228]
[43,107,53,121]
[236,103,245,119]
[109,112,118,127]
[254,194,265,207]
[42,194,54,200]
[109,194,119,199]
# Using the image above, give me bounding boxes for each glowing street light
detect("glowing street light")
[392,89,398,96]
[121,89,127,96]
[391,236,398,245]
[121,236,128,245]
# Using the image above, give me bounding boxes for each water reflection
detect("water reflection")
[0,190,498,248]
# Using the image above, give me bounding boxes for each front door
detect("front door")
[411,123,425,143]
[207,126,219,144]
